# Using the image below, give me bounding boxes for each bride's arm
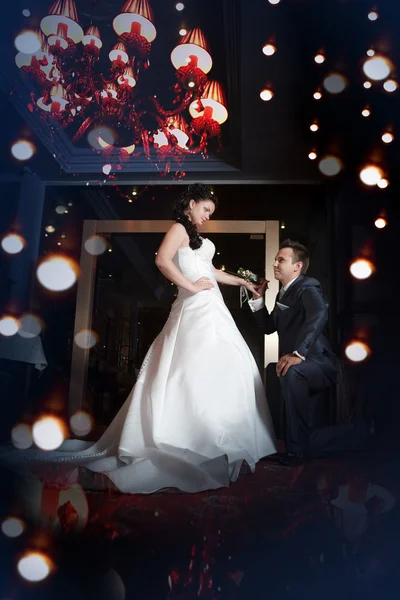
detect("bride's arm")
[212,267,242,286]
[156,224,207,294]
[212,266,261,298]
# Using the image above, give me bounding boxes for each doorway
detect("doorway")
[69,220,279,416]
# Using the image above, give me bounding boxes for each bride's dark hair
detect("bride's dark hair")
[173,183,219,250]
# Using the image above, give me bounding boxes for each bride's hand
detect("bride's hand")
[191,277,215,293]
[244,281,261,298]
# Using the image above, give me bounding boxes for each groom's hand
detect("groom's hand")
[245,281,261,298]
[276,354,302,377]
[252,278,269,300]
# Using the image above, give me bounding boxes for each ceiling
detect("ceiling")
[0,0,399,185]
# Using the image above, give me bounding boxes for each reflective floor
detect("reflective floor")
[1,444,399,599]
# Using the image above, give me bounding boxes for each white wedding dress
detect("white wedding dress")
[4,239,276,493]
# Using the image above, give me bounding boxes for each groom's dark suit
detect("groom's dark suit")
[251,275,338,454]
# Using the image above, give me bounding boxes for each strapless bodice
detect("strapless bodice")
[173,238,222,300]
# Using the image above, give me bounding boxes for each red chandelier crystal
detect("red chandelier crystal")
[15,0,228,173]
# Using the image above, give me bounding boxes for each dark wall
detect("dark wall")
[0,181,22,308]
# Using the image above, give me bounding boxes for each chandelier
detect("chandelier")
[15,0,229,173]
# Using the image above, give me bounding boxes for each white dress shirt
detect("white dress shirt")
[248,276,305,360]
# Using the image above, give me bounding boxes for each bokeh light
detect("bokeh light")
[17,551,53,582]
[84,235,108,255]
[262,44,276,56]
[350,258,374,280]
[87,568,126,600]
[314,53,325,64]
[318,156,342,176]
[55,204,68,214]
[367,11,378,21]
[1,517,25,538]
[14,30,41,54]
[32,415,67,451]
[381,132,394,143]
[70,410,94,437]
[175,2,184,10]
[363,81,372,89]
[11,423,33,449]
[87,126,116,150]
[362,108,370,117]
[179,28,187,36]
[383,80,397,92]
[323,74,347,93]
[313,91,322,100]
[374,217,387,229]
[359,165,383,186]
[310,123,319,132]
[74,329,98,349]
[18,314,43,339]
[345,341,371,363]
[377,178,389,189]
[363,56,392,81]
[308,151,317,160]
[0,316,20,337]
[260,88,273,101]
[1,233,26,254]
[36,256,80,291]
[102,163,112,175]
[11,140,35,161]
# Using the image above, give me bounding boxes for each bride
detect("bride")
[4,184,276,493]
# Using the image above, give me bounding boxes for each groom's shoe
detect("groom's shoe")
[279,450,310,467]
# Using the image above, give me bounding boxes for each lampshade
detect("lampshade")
[109,42,129,64]
[168,114,189,133]
[34,29,50,53]
[41,0,83,44]
[40,30,51,54]
[122,143,136,154]
[15,51,53,76]
[74,91,93,101]
[50,84,69,109]
[47,35,69,50]
[82,25,102,49]
[113,0,156,43]
[121,0,153,20]
[171,28,212,73]
[15,29,53,76]
[117,65,136,88]
[48,66,62,83]
[154,115,189,149]
[189,80,228,124]
[37,84,69,112]
[101,83,118,99]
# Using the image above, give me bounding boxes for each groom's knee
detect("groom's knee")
[279,364,303,386]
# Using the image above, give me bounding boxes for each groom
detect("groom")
[249,239,339,466]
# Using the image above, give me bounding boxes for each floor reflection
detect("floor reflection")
[2,447,399,599]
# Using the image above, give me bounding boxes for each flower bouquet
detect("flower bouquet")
[236,267,260,285]
[227,267,260,307]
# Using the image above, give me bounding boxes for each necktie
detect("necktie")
[278,286,285,300]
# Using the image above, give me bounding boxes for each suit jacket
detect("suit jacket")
[252,275,338,381]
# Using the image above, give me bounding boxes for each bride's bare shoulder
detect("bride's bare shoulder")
[165,222,189,247]
[169,222,186,234]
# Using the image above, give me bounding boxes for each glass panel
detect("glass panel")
[89,231,265,425]
[208,232,265,372]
